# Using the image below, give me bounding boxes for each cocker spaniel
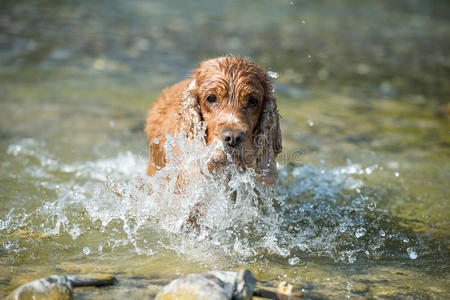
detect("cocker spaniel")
[145,56,282,184]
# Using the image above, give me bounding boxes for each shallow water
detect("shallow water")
[1,0,449,299]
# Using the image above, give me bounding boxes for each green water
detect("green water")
[1,0,449,299]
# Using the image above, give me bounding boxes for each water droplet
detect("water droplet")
[307,55,312,59]
[403,237,409,243]
[301,20,306,24]
[379,230,385,237]
[367,203,376,211]
[83,247,91,255]
[394,172,399,177]
[267,70,279,79]
[407,247,417,259]
[355,227,366,238]
[288,256,300,265]
[307,120,315,127]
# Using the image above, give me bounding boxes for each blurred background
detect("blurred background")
[1,0,449,104]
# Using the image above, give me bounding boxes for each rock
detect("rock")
[8,275,73,300]
[207,271,237,298]
[254,287,303,300]
[277,281,295,295]
[254,282,303,300]
[67,274,117,287]
[56,262,118,273]
[235,269,256,300]
[155,269,256,300]
[8,274,117,300]
[155,273,228,300]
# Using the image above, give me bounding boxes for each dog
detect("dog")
[145,56,281,184]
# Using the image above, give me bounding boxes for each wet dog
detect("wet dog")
[145,56,282,184]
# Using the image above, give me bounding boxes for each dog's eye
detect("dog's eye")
[206,95,217,104]
[248,97,259,108]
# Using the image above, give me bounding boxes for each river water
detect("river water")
[0,0,449,298]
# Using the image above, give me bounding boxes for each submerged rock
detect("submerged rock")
[67,274,117,287]
[155,269,256,300]
[253,282,303,300]
[277,281,295,295]
[8,274,117,300]
[8,275,73,300]
[57,262,119,273]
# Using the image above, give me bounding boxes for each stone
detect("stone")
[155,273,228,300]
[155,269,257,300]
[67,274,117,287]
[207,269,256,300]
[56,262,118,273]
[236,269,256,300]
[7,274,117,300]
[8,275,73,300]
[207,271,237,298]
[254,287,303,300]
[277,281,295,295]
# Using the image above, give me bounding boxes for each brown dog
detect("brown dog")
[145,56,281,184]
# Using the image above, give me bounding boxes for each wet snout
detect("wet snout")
[207,112,250,173]
[216,113,248,149]
[221,129,246,148]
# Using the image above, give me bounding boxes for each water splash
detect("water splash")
[407,247,418,260]
[1,133,425,265]
[267,71,279,79]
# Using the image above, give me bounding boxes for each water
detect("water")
[1,0,449,298]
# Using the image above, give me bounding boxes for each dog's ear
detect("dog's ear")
[253,83,282,184]
[261,92,282,155]
[179,80,204,139]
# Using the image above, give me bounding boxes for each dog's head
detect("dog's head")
[179,56,282,183]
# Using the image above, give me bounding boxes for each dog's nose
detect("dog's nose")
[221,129,246,148]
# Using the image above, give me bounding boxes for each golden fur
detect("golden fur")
[145,56,282,184]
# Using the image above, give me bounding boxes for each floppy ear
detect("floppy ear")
[262,92,282,155]
[178,80,204,139]
[253,88,282,184]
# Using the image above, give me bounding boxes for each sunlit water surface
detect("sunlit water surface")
[0,0,449,299]
[1,82,448,298]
